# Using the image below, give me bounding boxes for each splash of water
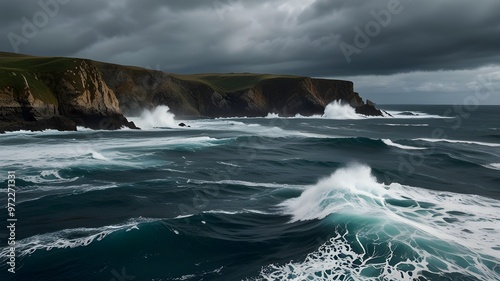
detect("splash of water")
[129,105,177,129]
[322,100,362,119]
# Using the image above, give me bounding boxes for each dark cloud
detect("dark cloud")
[1,0,499,103]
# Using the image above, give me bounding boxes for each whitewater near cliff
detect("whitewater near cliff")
[0,104,499,281]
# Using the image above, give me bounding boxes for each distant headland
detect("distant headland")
[0,52,382,132]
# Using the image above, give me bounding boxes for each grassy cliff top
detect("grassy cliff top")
[170,73,306,93]
[0,52,80,73]
[0,52,348,95]
[0,52,75,104]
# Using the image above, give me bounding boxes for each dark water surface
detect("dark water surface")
[1,105,499,280]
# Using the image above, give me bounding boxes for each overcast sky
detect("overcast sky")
[1,0,499,104]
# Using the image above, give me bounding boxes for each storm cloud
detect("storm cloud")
[1,0,499,103]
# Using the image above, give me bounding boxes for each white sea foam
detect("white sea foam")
[384,123,429,127]
[382,139,426,150]
[75,126,97,131]
[22,170,79,185]
[190,179,304,190]
[180,119,332,139]
[483,163,500,170]
[14,183,120,204]
[91,151,109,161]
[255,232,421,281]
[203,209,272,215]
[216,161,241,167]
[282,164,387,222]
[120,136,230,151]
[282,164,500,253]
[262,104,450,121]
[322,100,363,119]
[190,113,345,138]
[265,112,280,118]
[417,138,500,147]
[0,217,159,257]
[173,209,273,219]
[267,164,500,280]
[292,101,364,120]
[128,105,177,129]
[385,110,451,119]
[264,101,365,120]
[40,169,62,179]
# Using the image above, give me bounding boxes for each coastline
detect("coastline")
[0,52,382,133]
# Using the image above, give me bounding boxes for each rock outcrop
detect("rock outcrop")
[0,52,382,132]
[98,65,382,118]
[0,54,137,132]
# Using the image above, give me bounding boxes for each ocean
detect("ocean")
[1,104,499,281]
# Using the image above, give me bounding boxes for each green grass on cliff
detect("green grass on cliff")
[0,52,308,103]
[0,52,84,104]
[94,59,305,94]
[0,52,79,72]
[172,73,305,93]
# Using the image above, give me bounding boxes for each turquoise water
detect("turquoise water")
[1,105,499,280]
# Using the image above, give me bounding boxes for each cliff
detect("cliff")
[98,65,381,118]
[0,52,136,132]
[0,52,381,132]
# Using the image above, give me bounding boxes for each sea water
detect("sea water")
[0,104,499,280]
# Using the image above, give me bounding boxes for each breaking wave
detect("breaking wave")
[322,100,362,119]
[128,105,177,129]
[263,164,500,280]
[266,101,364,120]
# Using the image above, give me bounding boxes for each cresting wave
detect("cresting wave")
[384,123,429,127]
[176,209,273,218]
[261,164,500,280]
[416,138,500,147]
[382,139,426,150]
[0,217,160,258]
[483,163,500,170]
[188,179,304,190]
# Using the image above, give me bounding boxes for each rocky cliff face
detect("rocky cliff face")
[0,56,136,132]
[0,53,381,132]
[98,65,381,118]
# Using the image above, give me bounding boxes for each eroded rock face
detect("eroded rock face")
[0,59,136,132]
[51,60,127,130]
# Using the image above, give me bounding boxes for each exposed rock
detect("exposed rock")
[355,103,383,116]
[0,115,76,133]
[0,54,136,132]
